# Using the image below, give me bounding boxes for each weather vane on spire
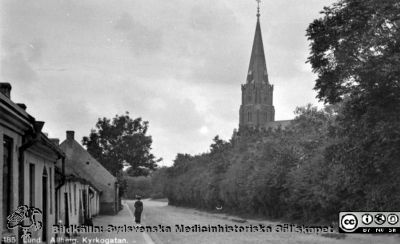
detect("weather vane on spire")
[256,0,261,18]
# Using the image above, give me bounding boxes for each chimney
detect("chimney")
[0,83,12,98]
[34,121,45,134]
[66,131,75,140]
[50,138,60,146]
[17,103,27,110]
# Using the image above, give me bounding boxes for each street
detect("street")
[124,199,399,244]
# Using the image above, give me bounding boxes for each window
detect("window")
[3,136,13,230]
[29,163,35,207]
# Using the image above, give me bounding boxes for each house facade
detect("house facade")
[56,176,100,227]
[1,82,105,244]
[0,83,65,243]
[59,131,119,215]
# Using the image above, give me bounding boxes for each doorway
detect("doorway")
[64,192,70,237]
[42,168,48,242]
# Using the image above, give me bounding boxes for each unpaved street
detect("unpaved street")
[126,199,399,244]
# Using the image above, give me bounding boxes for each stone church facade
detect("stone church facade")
[239,8,291,130]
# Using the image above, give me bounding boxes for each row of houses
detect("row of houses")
[0,83,120,243]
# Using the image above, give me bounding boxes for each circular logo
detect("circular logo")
[387,214,399,225]
[362,213,373,225]
[341,214,358,231]
[374,213,386,225]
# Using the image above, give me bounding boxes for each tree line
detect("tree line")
[81,0,400,223]
[152,0,400,224]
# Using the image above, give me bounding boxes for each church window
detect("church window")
[256,91,259,103]
[248,112,252,122]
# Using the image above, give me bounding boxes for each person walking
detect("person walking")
[134,196,143,225]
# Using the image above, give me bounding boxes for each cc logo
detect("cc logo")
[341,214,358,232]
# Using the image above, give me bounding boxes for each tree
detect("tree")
[307,0,400,105]
[210,135,230,154]
[82,112,160,177]
[307,0,400,211]
[160,104,341,222]
[150,167,169,199]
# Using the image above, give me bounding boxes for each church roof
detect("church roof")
[247,12,269,84]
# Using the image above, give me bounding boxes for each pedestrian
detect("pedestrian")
[134,196,143,225]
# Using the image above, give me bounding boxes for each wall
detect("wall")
[23,149,57,242]
[0,127,60,243]
[56,181,100,227]
[60,136,119,215]
[0,126,22,243]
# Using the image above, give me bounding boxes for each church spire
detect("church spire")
[247,0,269,84]
[239,0,275,129]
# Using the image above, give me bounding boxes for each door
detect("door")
[42,168,48,242]
[64,192,69,236]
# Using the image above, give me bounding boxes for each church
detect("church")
[239,4,291,130]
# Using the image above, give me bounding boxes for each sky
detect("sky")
[0,0,335,166]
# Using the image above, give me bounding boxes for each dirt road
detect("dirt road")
[126,199,399,244]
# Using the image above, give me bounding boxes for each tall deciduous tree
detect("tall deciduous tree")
[82,112,159,177]
[307,0,400,210]
[307,0,400,105]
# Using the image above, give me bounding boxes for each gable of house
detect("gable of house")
[59,131,117,204]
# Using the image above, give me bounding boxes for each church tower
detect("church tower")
[239,3,275,129]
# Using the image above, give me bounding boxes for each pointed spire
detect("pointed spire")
[247,0,269,84]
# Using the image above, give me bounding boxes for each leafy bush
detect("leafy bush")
[124,176,152,199]
[150,167,169,199]
[157,105,348,223]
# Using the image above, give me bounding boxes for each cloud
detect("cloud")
[150,97,205,134]
[1,51,38,83]
[53,100,94,128]
[209,98,238,122]
[114,12,134,31]
[189,0,237,33]
[110,1,246,85]
[27,39,46,63]
[0,36,47,86]
[118,79,206,135]
[114,12,163,55]
[0,0,336,165]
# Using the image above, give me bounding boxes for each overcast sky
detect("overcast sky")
[1,0,335,166]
